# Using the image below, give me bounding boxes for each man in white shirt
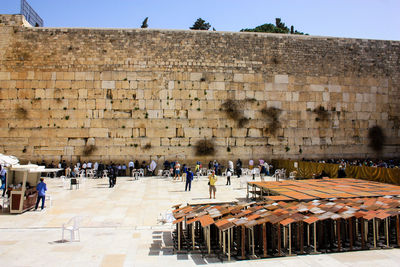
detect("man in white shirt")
[129,161,134,177]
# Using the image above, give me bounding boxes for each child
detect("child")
[226,169,231,185]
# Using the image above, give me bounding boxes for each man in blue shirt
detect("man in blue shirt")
[185,168,194,191]
[34,178,47,210]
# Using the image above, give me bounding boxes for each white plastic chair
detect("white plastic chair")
[280,169,286,180]
[289,171,297,180]
[162,170,170,177]
[45,195,52,208]
[157,169,163,176]
[138,169,145,177]
[62,216,81,242]
[272,170,281,181]
[102,170,108,179]
[239,176,248,188]
[2,197,10,212]
[79,170,85,179]
[86,169,94,179]
[60,176,68,189]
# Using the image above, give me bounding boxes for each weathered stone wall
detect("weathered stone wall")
[0,15,399,164]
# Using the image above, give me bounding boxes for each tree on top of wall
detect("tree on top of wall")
[240,18,307,35]
[190,18,211,30]
[141,17,149,28]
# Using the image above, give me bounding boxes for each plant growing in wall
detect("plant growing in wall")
[261,106,282,135]
[195,139,216,156]
[313,105,329,121]
[143,143,152,150]
[83,145,97,156]
[368,125,385,153]
[222,99,250,128]
[16,106,28,119]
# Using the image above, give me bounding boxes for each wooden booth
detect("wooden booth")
[5,165,58,214]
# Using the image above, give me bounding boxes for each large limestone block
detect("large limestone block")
[188,110,204,119]
[102,81,115,89]
[232,128,247,137]
[184,128,200,138]
[88,128,109,138]
[0,72,10,80]
[274,74,289,84]
[146,127,175,138]
[212,128,231,138]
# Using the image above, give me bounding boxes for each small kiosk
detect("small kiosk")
[5,165,60,214]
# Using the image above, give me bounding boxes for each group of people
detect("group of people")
[162,159,272,199]
[303,158,400,169]
[38,159,158,179]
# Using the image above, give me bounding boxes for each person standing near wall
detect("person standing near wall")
[208,170,217,199]
[174,161,181,181]
[236,159,242,178]
[249,159,254,170]
[34,178,47,211]
[185,168,193,191]
[226,169,231,185]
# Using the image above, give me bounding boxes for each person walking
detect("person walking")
[0,165,7,197]
[226,169,231,185]
[34,178,47,211]
[208,170,217,199]
[108,165,115,188]
[185,168,194,191]
[129,160,134,176]
[236,159,242,178]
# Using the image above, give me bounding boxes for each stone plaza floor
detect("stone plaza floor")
[1,174,400,266]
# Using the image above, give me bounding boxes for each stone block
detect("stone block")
[89,128,109,138]
[102,81,115,89]
[274,74,289,84]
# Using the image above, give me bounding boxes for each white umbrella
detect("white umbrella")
[0,154,19,166]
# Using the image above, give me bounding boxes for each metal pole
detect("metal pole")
[251,227,255,256]
[228,228,231,261]
[397,215,400,247]
[386,218,389,247]
[313,222,317,253]
[361,218,365,249]
[178,222,181,251]
[208,226,211,254]
[288,223,292,255]
[373,218,376,248]
[277,224,281,256]
[283,225,286,248]
[300,222,304,254]
[263,223,267,257]
[307,224,310,246]
[349,218,353,250]
[192,224,195,250]
[337,220,341,252]
[219,230,222,250]
[241,226,245,259]
[223,230,226,254]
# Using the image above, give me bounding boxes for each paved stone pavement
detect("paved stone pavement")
[1,174,399,267]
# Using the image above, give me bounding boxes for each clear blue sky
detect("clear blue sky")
[1,0,399,40]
